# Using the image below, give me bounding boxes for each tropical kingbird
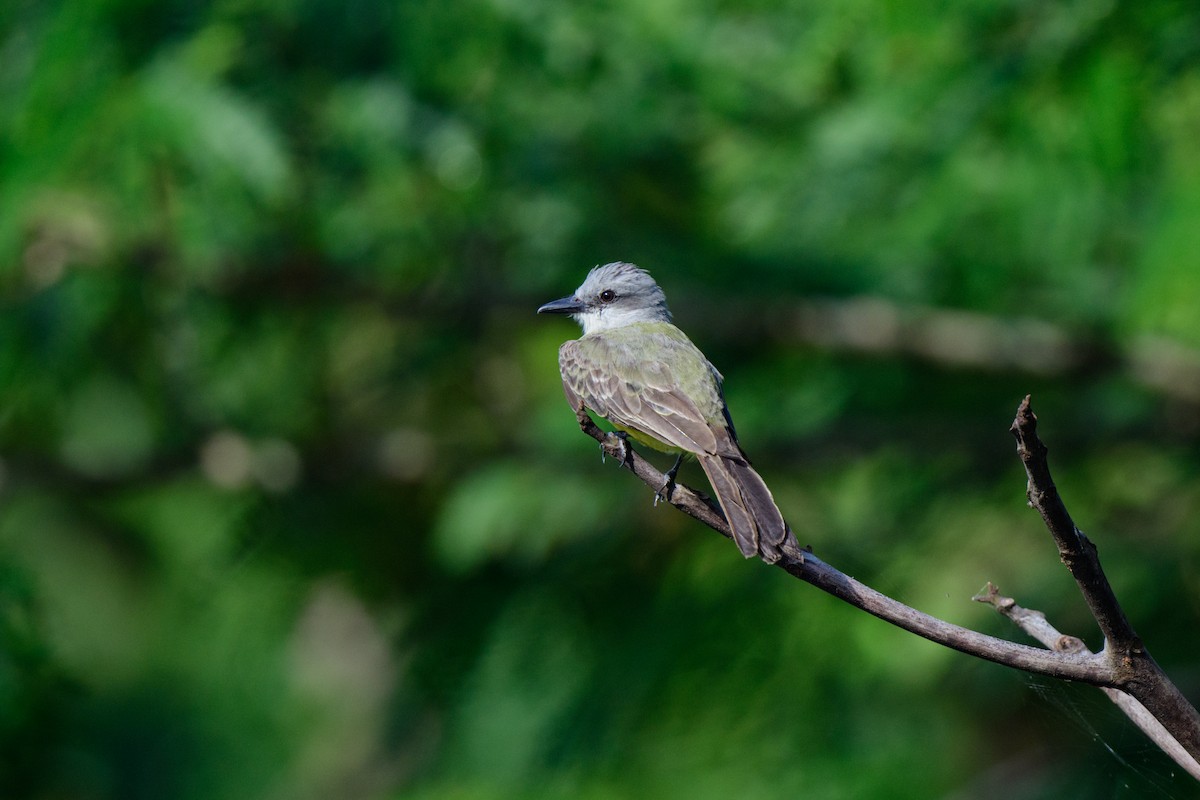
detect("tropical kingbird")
[538,262,795,563]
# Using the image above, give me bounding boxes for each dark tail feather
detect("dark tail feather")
[698,455,793,562]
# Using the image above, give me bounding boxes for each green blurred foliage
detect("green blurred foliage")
[2,0,1200,797]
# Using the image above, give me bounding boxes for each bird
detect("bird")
[537,261,795,563]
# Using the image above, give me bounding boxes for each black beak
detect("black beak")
[537,295,586,315]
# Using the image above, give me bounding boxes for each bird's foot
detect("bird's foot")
[654,454,685,507]
[602,431,632,466]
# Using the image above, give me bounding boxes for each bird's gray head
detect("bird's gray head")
[537,262,673,335]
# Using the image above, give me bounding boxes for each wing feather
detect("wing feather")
[559,327,739,457]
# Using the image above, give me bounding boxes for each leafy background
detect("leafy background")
[3,0,1200,797]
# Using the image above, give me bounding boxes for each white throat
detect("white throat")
[575,305,667,336]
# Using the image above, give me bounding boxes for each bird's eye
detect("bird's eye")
[599,289,616,303]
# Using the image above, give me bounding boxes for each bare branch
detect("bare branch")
[573,408,1110,683]
[975,583,1200,781]
[1007,396,1200,763]
[1009,395,1138,650]
[569,398,1200,771]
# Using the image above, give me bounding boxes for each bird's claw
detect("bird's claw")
[654,454,684,507]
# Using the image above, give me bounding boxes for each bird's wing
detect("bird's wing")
[559,328,737,457]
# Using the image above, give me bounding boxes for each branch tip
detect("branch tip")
[972,582,1014,611]
[971,582,999,604]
